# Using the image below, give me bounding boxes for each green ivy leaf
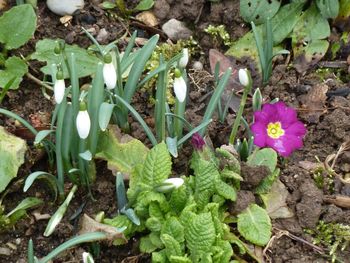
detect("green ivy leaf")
[240,0,281,24]
[186,212,216,262]
[0,56,28,89]
[0,126,27,193]
[237,204,272,246]
[141,142,171,187]
[31,39,100,79]
[0,4,36,49]
[96,126,149,176]
[247,148,277,173]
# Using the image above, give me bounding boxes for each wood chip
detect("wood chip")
[324,195,350,208]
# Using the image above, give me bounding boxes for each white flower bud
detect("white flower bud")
[238,68,250,87]
[178,48,189,69]
[76,110,91,139]
[103,62,117,90]
[173,76,187,103]
[54,79,65,104]
[156,178,184,192]
[82,252,94,263]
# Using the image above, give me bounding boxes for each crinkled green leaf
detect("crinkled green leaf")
[169,186,188,213]
[255,168,280,194]
[103,215,143,239]
[0,4,36,49]
[149,232,164,248]
[161,234,182,259]
[247,148,277,173]
[140,235,158,253]
[215,180,237,201]
[146,217,163,232]
[194,159,218,198]
[96,126,149,176]
[169,255,192,263]
[161,217,184,243]
[31,39,100,78]
[212,240,233,263]
[152,250,167,263]
[0,56,28,89]
[186,212,216,262]
[240,0,281,24]
[237,204,272,246]
[141,142,171,187]
[0,126,27,193]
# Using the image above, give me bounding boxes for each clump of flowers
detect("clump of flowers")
[251,101,306,157]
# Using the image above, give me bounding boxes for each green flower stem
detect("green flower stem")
[228,82,252,145]
[174,98,186,140]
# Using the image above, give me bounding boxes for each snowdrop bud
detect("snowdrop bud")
[238,68,250,87]
[103,54,117,90]
[76,102,91,139]
[156,178,184,192]
[173,69,187,103]
[178,48,189,69]
[82,252,94,263]
[54,71,65,104]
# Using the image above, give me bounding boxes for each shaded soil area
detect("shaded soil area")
[1,0,350,262]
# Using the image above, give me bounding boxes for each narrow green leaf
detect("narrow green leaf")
[34,130,54,145]
[23,171,58,200]
[98,103,115,131]
[6,197,43,217]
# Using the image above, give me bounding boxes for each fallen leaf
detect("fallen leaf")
[298,160,324,171]
[261,179,294,219]
[79,214,126,244]
[298,83,328,123]
[135,11,158,27]
[0,0,7,11]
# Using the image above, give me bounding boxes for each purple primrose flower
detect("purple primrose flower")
[191,132,205,151]
[251,101,306,157]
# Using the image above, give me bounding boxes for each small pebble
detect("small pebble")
[192,61,203,71]
[96,28,109,44]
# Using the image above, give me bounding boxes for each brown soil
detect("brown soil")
[1,0,350,262]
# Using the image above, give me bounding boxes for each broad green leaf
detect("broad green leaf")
[0,126,27,193]
[101,1,117,9]
[0,4,36,49]
[0,56,28,89]
[169,186,188,214]
[152,250,167,263]
[194,159,219,198]
[292,3,330,44]
[104,215,141,239]
[6,197,42,217]
[247,148,277,173]
[96,126,149,176]
[271,2,304,45]
[169,256,192,263]
[141,142,171,187]
[237,204,272,246]
[134,0,154,11]
[240,0,281,24]
[337,0,350,20]
[212,240,233,263]
[316,0,339,18]
[149,232,163,248]
[255,168,280,194]
[161,234,182,259]
[226,31,259,65]
[186,212,216,262]
[31,39,100,79]
[146,217,163,232]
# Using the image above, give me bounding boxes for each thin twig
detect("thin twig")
[26,72,53,92]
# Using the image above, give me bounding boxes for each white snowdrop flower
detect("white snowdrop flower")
[173,69,187,103]
[82,252,95,263]
[238,68,250,87]
[157,178,184,192]
[46,0,85,16]
[54,72,65,104]
[178,48,189,69]
[76,102,91,139]
[103,54,117,90]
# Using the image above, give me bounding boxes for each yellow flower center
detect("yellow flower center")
[267,122,285,139]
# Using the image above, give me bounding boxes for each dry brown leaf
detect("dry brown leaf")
[79,214,126,244]
[298,83,328,123]
[0,0,7,11]
[135,11,158,27]
[324,195,350,208]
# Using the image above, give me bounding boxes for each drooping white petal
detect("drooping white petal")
[46,0,85,16]
[173,76,187,103]
[157,178,184,192]
[238,68,249,86]
[103,62,117,90]
[178,48,189,68]
[54,79,65,104]
[76,110,91,139]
